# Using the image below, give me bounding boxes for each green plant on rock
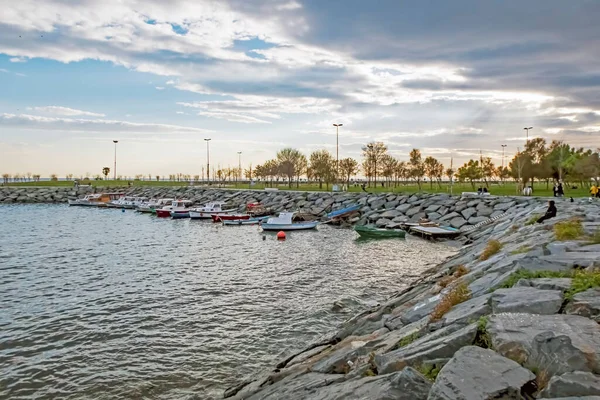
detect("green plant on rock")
[586,229,600,245]
[499,270,573,290]
[510,245,531,255]
[416,363,442,381]
[565,269,600,300]
[553,218,584,241]
[437,265,469,288]
[395,331,421,349]
[473,316,492,349]
[479,240,503,261]
[525,215,539,226]
[430,283,471,322]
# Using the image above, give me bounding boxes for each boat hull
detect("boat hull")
[155,209,172,218]
[262,221,318,231]
[222,216,269,226]
[171,211,190,219]
[354,225,406,239]
[211,214,250,222]
[190,211,230,219]
[68,201,103,207]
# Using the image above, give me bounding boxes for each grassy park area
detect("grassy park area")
[3,179,593,198]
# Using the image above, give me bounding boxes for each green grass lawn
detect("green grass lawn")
[4,179,592,197]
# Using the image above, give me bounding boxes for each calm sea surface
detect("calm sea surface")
[0,204,456,399]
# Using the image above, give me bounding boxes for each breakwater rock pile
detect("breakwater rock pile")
[2,186,547,231]
[224,200,600,400]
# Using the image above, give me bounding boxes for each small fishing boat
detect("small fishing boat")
[108,196,145,209]
[155,200,192,218]
[326,204,360,219]
[137,198,174,213]
[261,212,319,231]
[354,224,406,239]
[68,193,123,206]
[189,202,235,220]
[211,214,250,222]
[222,216,270,226]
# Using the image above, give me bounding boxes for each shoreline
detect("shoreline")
[222,199,600,399]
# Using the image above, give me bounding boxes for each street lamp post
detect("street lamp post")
[333,124,343,184]
[204,138,211,184]
[501,144,507,169]
[524,127,533,144]
[237,151,242,183]
[113,140,118,180]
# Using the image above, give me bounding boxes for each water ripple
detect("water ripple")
[0,204,456,399]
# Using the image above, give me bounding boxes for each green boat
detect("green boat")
[354,224,407,239]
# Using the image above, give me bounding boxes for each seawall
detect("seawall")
[0,186,547,232]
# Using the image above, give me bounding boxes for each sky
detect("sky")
[1,0,599,177]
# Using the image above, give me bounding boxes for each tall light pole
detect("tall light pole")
[501,144,507,169]
[333,124,343,184]
[237,151,242,183]
[524,127,533,144]
[113,140,118,180]
[204,138,211,184]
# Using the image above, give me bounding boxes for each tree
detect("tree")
[101,167,110,180]
[424,156,442,189]
[380,154,397,187]
[295,154,308,188]
[395,161,409,186]
[362,142,388,187]
[309,150,335,189]
[339,158,359,185]
[409,149,425,189]
[509,151,532,188]
[456,160,482,189]
[277,148,304,188]
[480,157,496,187]
[50,174,58,182]
[2,174,9,184]
[496,166,510,182]
[245,164,253,181]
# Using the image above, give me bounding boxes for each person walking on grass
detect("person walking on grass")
[591,184,599,199]
[537,200,557,224]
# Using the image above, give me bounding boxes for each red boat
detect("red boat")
[155,200,192,218]
[211,214,251,222]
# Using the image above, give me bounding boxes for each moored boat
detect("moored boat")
[211,214,250,222]
[354,224,406,239]
[155,200,192,218]
[261,212,319,231]
[137,198,174,213]
[68,192,123,206]
[189,202,235,220]
[222,216,270,226]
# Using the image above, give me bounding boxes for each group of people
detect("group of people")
[552,182,565,197]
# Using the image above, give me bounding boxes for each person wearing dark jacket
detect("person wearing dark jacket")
[537,200,557,223]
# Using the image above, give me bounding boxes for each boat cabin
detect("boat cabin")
[266,212,295,225]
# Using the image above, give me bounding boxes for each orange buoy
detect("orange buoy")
[276,231,286,240]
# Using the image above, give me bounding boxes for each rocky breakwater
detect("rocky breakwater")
[223,200,600,400]
[0,186,94,203]
[2,184,547,229]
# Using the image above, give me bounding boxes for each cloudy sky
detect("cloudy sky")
[1,0,599,177]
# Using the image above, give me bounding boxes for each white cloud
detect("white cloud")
[31,106,106,117]
[9,57,27,62]
[155,86,165,90]
[0,68,8,73]
[0,113,212,134]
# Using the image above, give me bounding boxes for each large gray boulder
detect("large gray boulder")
[565,288,600,322]
[396,203,412,213]
[495,201,516,211]
[427,346,535,400]
[439,294,492,327]
[491,287,563,315]
[487,313,600,375]
[439,211,460,221]
[450,217,468,229]
[399,294,442,325]
[375,218,393,227]
[380,209,402,219]
[515,278,572,292]
[406,206,422,217]
[468,216,489,225]
[461,207,477,220]
[539,371,600,398]
[375,323,478,374]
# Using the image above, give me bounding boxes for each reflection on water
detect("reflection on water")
[0,204,456,399]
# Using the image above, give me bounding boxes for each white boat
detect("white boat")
[261,212,319,231]
[156,200,193,218]
[189,202,236,219]
[137,198,174,213]
[108,196,140,208]
[68,193,122,207]
[222,216,270,226]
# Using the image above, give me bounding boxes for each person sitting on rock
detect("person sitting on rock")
[536,200,557,224]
